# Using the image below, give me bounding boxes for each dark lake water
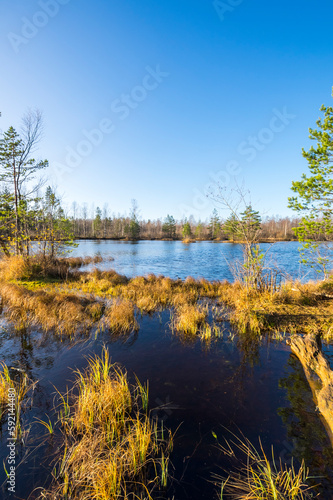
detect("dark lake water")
[71,240,328,281]
[1,314,333,499]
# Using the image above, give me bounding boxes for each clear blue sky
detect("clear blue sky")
[0,0,332,221]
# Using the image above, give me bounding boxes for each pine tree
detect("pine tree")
[182,219,191,239]
[239,205,261,242]
[0,112,48,255]
[289,87,333,276]
[208,209,221,239]
[38,187,75,258]
[124,199,141,240]
[93,207,102,237]
[224,213,239,242]
[162,215,176,239]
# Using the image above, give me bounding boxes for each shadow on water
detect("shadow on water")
[0,312,333,499]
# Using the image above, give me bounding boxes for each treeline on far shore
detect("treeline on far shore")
[71,204,302,242]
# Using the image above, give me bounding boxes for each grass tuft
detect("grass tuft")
[215,433,318,499]
[0,283,100,335]
[104,299,139,333]
[173,304,208,335]
[39,348,171,499]
[0,361,34,437]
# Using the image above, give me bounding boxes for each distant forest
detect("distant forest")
[70,201,301,241]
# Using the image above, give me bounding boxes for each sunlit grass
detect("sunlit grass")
[199,322,223,342]
[0,255,29,281]
[172,304,208,335]
[0,254,105,282]
[0,361,34,437]
[0,283,101,335]
[215,433,317,499]
[0,361,12,407]
[2,255,333,340]
[39,348,172,499]
[217,280,333,338]
[104,299,139,333]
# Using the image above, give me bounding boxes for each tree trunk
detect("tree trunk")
[0,240,10,257]
[13,157,19,255]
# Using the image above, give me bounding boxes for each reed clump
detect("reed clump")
[216,280,333,338]
[0,361,34,436]
[173,304,208,335]
[120,275,175,312]
[182,238,196,244]
[104,299,139,333]
[0,283,100,334]
[172,289,198,307]
[216,433,317,499]
[120,275,216,312]
[75,268,129,296]
[87,268,129,286]
[61,268,220,313]
[39,349,171,500]
[0,254,105,282]
[3,255,333,339]
[0,255,30,281]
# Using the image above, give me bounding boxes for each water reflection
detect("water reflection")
[278,355,333,495]
[0,312,332,498]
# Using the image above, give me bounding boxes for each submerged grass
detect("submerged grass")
[215,433,317,499]
[39,348,172,500]
[0,361,12,411]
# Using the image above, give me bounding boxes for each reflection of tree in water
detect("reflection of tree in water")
[222,333,262,407]
[16,327,33,373]
[237,332,261,366]
[10,326,64,377]
[278,354,333,493]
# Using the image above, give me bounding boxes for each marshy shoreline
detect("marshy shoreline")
[0,254,333,499]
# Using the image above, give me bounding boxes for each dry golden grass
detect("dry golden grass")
[215,279,333,338]
[0,255,30,281]
[0,283,101,335]
[199,322,223,342]
[0,254,106,282]
[39,349,171,500]
[2,255,333,340]
[216,433,317,499]
[0,361,12,411]
[120,275,173,311]
[173,304,208,335]
[136,294,159,313]
[182,238,196,244]
[104,299,139,333]
[0,361,34,436]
